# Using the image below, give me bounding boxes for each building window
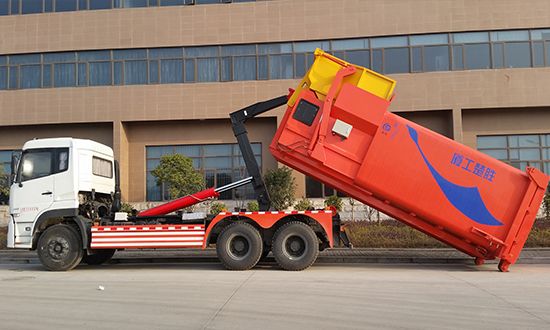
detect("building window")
[477,134,550,174]
[305,176,345,198]
[2,28,550,90]
[146,143,262,201]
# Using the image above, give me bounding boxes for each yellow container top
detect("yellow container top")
[288,49,396,107]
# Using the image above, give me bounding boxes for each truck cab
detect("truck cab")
[8,138,115,249]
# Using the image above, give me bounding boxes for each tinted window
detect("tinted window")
[424,45,449,71]
[465,44,490,69]
[56,0,77,11]
[22,0,42,14]
[89,0,112,9]
[505,42,531,68]
[384,48,409,74]
[89,62,112,86]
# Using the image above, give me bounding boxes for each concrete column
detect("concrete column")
[113,121,130,202]
[452,107,463,143]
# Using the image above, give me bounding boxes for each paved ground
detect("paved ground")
[0,262,549,329]
[2,248,550,267]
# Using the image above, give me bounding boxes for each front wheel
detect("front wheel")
[82,249,116,265]
[37,224,83,271]
[216,222,263,270]
[272,222,319,271]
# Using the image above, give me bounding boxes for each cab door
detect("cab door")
[10,149,55,247]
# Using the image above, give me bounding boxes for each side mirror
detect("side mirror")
[10,154,19,185]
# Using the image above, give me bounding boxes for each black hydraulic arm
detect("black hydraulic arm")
[230,95,288,211]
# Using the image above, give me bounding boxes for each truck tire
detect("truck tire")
[272,221,319,271]
[216,222,263,270]
[37,224,83,271]
[82,249,116,265]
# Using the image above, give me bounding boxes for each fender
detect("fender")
[31,209,91,250]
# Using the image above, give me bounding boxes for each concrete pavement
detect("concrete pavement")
[1,248,550,268]
[0,263,549,329]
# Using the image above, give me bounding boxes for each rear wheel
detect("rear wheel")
[82,249,116,265]
[272,222,319,271]
[37,224,83,271]
[216,222,263,270]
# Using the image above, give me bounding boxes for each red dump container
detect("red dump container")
[270,50,549,271]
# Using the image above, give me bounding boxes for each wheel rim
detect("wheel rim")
[47,238,70,260]
[226,234,251,261]
[283,234,308,260]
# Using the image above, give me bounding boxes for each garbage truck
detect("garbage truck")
[7,49,549,272]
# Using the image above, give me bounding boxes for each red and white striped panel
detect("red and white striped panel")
[218,210,334,216]
[90,224,205,249]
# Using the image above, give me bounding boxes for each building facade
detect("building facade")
[0,0,549,204]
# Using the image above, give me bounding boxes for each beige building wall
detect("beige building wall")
[1,0,549,201]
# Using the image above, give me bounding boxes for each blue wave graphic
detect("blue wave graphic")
[407,125,502,226]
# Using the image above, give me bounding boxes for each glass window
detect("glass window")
[269,54,293,79]
[423,45,449,71]
[490,30,529,42]
[149,60,159,83]
[492,43,504,68]
[220,57,231,82]
[533,42,544,67]
[197,58,218,82]
[233,56,256,81]
[124,60,147,84]
[0,1,9,15]
[160,0,185,5]
[20,151,52,182]
[44,52,76,63]
[331,39,367,51]
[22,0,43,14]
[518,135,540,147]
[184,59,195,82]
[478,136,507,148]
[56,0,77,11]
[371,36,408,48]
[123,0,147,7]
[42,65,51,87]
[478,134,549,174]
[113,62,123,85]
[160,59,183,83]
[9,54,41,65]
[0,67,7,89]
[258,43,292,55]
[78,0,87,9]
[221,44,256,56]
[149,48,183,59]
[294,41,330,53]
[383,48,409,74]
[452,46,463,70]
[78,50,110,61]
[54,63,76,87]
[453,32,489,43]
[20,65,41,88]
[92,157,113,178]
[10,0,19,14]
[113,49,147,60]
[146,143,261,201]
[504,42,531,68]
[89,0,112,9]
[185,46,218,58]
[530,29,550,40]
[78,63,87,85]
[346,50,369,68]
[465,44,490,69]
[44,0,53,11]
[89,62,112,86]
[410,34,448,46]
[9,66,18,89]
[58,150,69,172]
[257,55,268,80]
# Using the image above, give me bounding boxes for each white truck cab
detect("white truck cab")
[8,138,115,249]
